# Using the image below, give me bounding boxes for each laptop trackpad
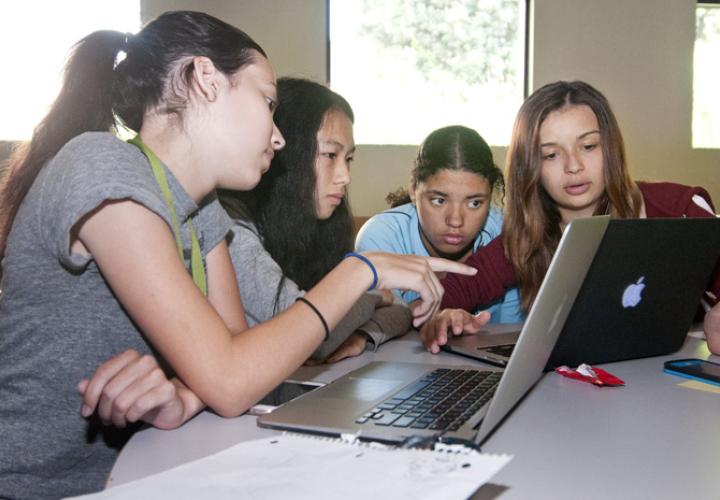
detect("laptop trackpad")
[319,378,404,401]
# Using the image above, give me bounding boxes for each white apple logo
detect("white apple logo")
[622,276,646,308]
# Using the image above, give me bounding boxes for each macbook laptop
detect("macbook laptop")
[443,217,720,369]
[257,216,608,446]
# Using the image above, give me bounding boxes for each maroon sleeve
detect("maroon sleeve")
[440,236,518,311]
[639,181,716,217]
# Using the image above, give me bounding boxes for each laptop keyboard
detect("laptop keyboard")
[354,368,501,432]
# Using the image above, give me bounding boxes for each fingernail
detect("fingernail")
[81,404,92,417]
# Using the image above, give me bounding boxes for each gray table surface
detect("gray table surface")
[108,328,720,499]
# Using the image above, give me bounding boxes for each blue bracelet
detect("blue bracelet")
[344,252,378,291]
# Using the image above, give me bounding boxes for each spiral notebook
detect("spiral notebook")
[70,433,511,499]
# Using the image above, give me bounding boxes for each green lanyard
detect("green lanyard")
[128,135,207,296]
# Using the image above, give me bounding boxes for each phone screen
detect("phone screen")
[680,361,720,380]
[248,381,325,415]
[665,359,720,383]
[256,381,323,406]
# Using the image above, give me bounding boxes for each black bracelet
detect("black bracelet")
[295,297,330,341]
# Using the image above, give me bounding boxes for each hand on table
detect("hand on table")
[78,349,189,430]
[304,332,369,366]
[325,332,369,363]
[420,309,491,354]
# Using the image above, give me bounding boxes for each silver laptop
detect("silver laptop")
[444,217,720,369]
[258,216,609,446]
[442,322,522,367]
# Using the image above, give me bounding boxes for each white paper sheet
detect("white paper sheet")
[70,433,512,499]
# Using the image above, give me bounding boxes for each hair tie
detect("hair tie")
[344,252,378,291]
[296,297,329,341]
[115,33,133,69]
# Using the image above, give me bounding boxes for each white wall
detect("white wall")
[143,0,327,82]
[142,0,719,215]
[531,0,719,214]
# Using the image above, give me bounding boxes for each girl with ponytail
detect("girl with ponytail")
[0,11,474,498]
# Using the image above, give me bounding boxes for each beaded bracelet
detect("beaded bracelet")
[344,252,378,291]
[296,297,329,341]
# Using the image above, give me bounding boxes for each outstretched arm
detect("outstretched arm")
[440,236,517,311]
[229,222,397,362]
[77,200,475,418]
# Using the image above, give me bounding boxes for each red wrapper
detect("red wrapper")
[555,363,625,387]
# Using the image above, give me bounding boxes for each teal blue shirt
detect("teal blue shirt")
[355,203,524,324]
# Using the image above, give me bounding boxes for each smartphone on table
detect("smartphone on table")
[663,358,720,387]
[248,380,326,416]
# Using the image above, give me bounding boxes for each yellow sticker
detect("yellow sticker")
[678,380,720,394]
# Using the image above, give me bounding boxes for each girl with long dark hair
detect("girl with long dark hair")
[220,78,411,362]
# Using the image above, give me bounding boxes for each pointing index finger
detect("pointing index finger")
[425,257,477,276]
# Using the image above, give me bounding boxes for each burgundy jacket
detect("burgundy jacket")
[440,182,719,311]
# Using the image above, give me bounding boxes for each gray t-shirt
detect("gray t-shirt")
[228,220,412,361]
[0,132,231,499]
